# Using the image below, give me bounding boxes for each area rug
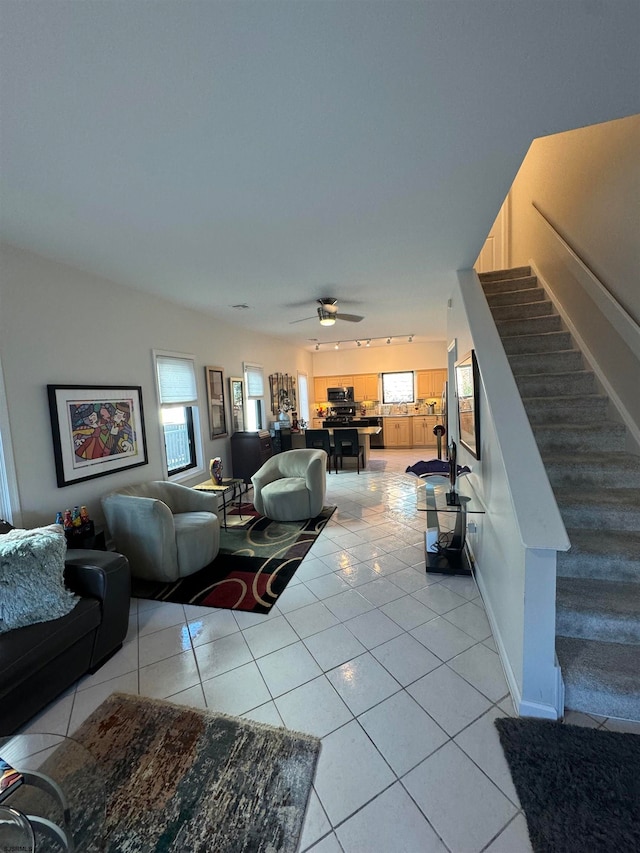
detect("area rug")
[132,505,335,613]
[494,717,640,853]
[12,693,321,852]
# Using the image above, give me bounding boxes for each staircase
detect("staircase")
[479,266,640,721]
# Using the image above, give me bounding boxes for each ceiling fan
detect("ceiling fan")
[290,298,364,327]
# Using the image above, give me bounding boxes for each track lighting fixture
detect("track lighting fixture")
[312,334,413,350]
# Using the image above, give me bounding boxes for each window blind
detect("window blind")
[244,363,264,398]
[157,355,198,405]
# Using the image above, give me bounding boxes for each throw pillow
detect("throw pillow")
[0,523,78,633]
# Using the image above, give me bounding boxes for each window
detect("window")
[244,362,265,431]
[297,372,309,423]
[382,371,415,404]
[156,353,200,475]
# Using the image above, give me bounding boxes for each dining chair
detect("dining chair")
[304,429,335,473]
[333,428,365,474]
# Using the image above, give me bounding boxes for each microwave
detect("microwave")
[327,386,354,403]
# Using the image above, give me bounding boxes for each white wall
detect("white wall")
[0,243,313,527]
[312,340,447,377]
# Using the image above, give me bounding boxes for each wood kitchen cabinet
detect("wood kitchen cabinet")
[353,373,379,401]
[336,375,354,387]
[384,417,412,447]
[417,369,447,399]
[313,377,329,402]
[412,415,439,447]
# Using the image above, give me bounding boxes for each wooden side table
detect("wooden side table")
[192,478,244,529]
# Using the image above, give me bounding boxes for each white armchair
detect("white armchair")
[101,481,220,582]
[251,449,327,522]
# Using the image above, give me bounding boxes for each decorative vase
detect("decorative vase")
[210,457,223,485]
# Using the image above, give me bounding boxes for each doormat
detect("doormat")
[494,717,640,853]
[10,692,321,852]
[132,505,335,613]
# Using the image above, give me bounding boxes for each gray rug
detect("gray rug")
[495,717,640,853]
[13,693,321,852]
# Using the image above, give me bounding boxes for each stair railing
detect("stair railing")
[532,202,640,359]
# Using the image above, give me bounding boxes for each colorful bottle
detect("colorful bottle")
[55,511,64,527]
[80,506,90,524]
[63,509,73,531]
[72,506,82,527]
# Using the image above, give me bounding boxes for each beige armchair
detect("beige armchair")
[251,449,327,522]
[101,481,220,582]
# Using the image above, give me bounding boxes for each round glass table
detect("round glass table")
[0,733,105,852]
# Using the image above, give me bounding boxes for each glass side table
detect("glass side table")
[0,734,105,852]
[414,477,485,576]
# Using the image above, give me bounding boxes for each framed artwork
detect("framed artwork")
[455,350,481,460]
[205,366,228,439]
[47,384,148,487]
[229,376,245,433]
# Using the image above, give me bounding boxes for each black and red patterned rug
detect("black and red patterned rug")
[132,504,335,613]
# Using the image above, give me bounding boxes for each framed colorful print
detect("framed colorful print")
[47,384,148,487]
[205,366,228,439]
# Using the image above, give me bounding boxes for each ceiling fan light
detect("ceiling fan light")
[317,307,336,326]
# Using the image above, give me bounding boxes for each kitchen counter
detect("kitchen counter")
[291,427,380,468]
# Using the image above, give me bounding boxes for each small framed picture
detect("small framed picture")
[47,384,148,487]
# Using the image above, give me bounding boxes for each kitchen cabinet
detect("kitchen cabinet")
[417,369,447,400]
[336,375,354,387]
[311,418,324,429]
[412,415,439,447]
[314,377,329,402]
[353,373,379,401]
[384,417,412,447]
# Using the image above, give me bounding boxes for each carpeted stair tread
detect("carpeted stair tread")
[524,396,609,425]
[496,314,563,337]
[554,487,640,531]
[515,370,595,397]
[558,528,640,583]
[556,636,640,719]
[532,422,627,453]
[556,578,640,644]
[508,349,584,375]
[491,300,554,322]
[544,452,640,488]
[478,266,532,285]
[486,287,545,308]
[502,330,573,355]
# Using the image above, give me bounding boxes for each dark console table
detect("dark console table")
[230,430,273,483]
[416,479,484,576]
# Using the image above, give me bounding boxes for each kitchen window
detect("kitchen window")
[382,371,415,404]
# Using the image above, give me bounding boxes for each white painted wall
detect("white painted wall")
[312,340,447,377]
[0,243,313,527]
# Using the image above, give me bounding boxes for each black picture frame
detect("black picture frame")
[455,350,481,460]
[47,384,148,487]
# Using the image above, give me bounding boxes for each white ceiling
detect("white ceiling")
[2,2,638,349]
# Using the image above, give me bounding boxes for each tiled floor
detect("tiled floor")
[22,449,640,852]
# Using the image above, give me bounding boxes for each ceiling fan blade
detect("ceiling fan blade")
[289,315,316,324]
[335,312,364,323]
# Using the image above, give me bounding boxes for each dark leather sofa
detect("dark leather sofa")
[0,549,131,734]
